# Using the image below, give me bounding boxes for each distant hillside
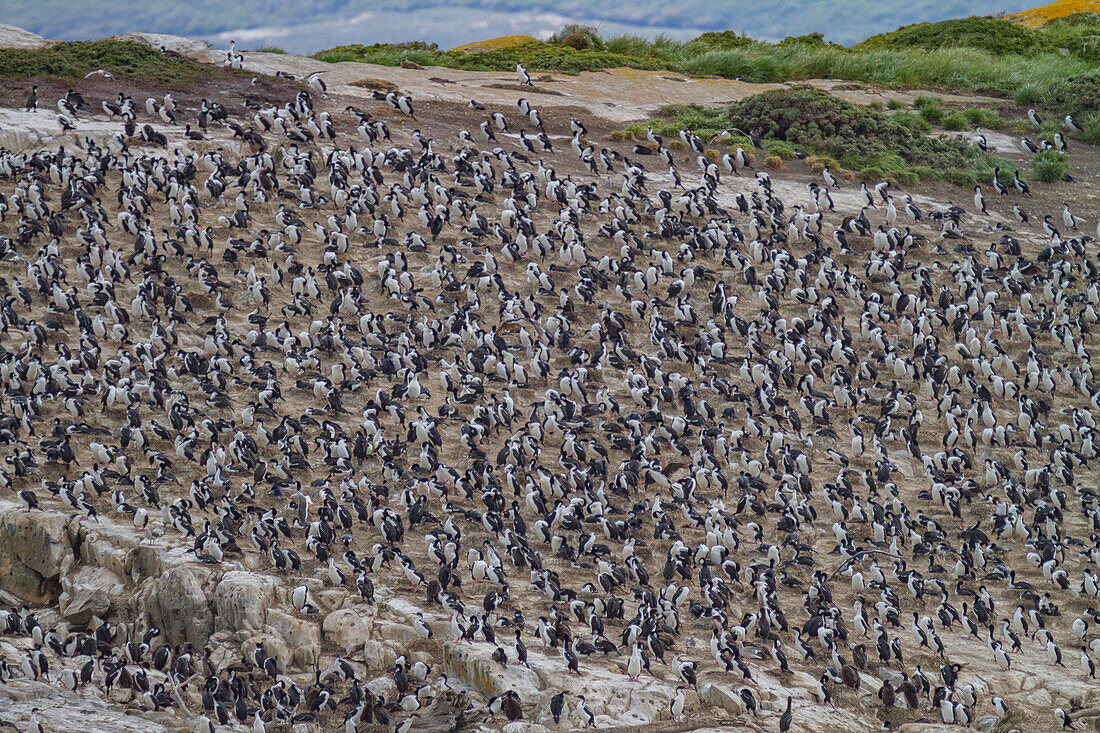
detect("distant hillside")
[5,0,1027,51]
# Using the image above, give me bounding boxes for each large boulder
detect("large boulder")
[59,565,124,624]
[213,571,277,632]
[264,608,320,670]
[0,24,52,49]
[322,608,372,655]
[0,502,70,604]
[700,681,743,715]
[144,567,212,646]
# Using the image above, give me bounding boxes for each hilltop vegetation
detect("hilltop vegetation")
[0,40,205,85]
[315,15,1100,117]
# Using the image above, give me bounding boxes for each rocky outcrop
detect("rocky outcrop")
[0,23,51,49]
[0,679,173,732]
[106,31,220,61]
[264,608,321,669]
[58,565,124,624]
[144,566,213,646]
[0,502,70,604]
[322,607,373,655]
[406,690,486,732]
[700,681,744,715]
[213,571,278,632]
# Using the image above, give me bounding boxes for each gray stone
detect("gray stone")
[265,608,320,669]
[1025,688,1053,708]
[700,681,743,715]
[213,571,277,632]
[0,502,70,604]
[59,565,124,624]
[144,567,213,646]
[323,607,372,655]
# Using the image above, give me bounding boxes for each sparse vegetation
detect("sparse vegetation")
[0,40,203,85]
[250,46,287,54]
[1078,111,1100,144]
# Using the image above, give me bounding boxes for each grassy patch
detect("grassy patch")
[250,46,287,54]
[891,110,931,133]
[0,40,202,85]
[1031,149,1069,182]
[1046,74,1100,117]
[1040,13,1100,64]
[1078,111,1100,144]
[964,107,1005,128]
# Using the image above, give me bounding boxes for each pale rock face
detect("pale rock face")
[106,31,222,60]
[1025,687,1053,708]
[125,544,164,583]
[975,715,1000,733]
[364,638,398,671]
[323,606,374,654]
[265,607,322,669]
[0,23,51,49]
[70,516,141,579]
[0,501,70,604]
[143,566,213,646]
[379,619,423,644]
[59,565,124,624]
[242,632,291,674]
[699,680,744,715]
[213,570,278,632]
[0,679,174,732]
[502,723,550,733]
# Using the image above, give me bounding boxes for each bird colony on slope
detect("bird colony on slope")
[0,52,1098,733]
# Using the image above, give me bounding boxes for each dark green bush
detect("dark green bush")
[942,111,969,131]
[551,24,602,50]
[687,30,757,50]
[778,33,832,47]
[723,85,1003,182]
[1041,13,1100,63]
[915,96,945,124]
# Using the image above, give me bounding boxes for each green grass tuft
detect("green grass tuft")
[915,96,944,124]
[1031,149,1068,183]
[313,39,664,74]
[1078,111,1100,144]
[942,110,969,131]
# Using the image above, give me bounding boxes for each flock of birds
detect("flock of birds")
[0,49,1099,733]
